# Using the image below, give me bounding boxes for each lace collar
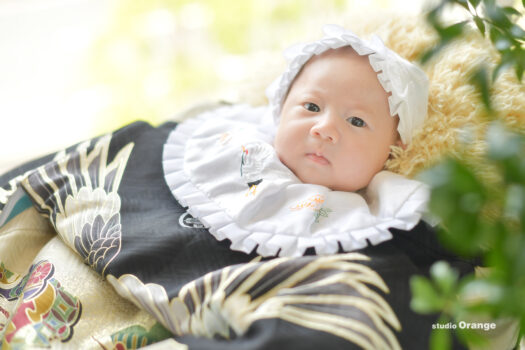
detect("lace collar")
[162,104,429,257]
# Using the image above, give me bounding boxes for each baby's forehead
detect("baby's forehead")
[298,47,373,77]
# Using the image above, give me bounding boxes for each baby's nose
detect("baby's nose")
[310,113,339,143]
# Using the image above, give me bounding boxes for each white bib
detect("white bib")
[162,104,429,257]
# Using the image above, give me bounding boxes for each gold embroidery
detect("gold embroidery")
[290,195,325,211]
[291,195,333,223]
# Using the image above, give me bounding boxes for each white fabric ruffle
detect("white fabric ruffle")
[163,104,429,257]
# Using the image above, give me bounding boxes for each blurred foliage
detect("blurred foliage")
[414,122,525,349]
[411,1,525,349]
[421,0,524,110]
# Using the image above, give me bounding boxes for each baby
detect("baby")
[164,24,430,257]
[274,47,401,192]
[270,24,429,192]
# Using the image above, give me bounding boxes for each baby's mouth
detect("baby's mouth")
[306,152,330,165]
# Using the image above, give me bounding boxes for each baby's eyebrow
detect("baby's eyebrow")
[300,88,323,97]
[343,103,371,116]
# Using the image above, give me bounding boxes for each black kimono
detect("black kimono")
[0,120,474,349]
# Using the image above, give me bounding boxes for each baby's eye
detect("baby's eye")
[303,102,320,112]
[347,116,366,127]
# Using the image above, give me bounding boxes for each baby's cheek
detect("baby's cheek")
[274,125,294,150]
[273,133,284,156]
[276,142,299,175]
[275,144,291,167]
[273,135,288,163]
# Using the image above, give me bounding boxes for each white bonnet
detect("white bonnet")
[265,24,429,144]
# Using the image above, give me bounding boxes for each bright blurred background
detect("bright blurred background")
[0,0,432,174]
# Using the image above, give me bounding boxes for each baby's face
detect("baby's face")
[274,48,399,192]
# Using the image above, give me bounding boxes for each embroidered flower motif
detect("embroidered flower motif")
[314,207,333,223]
[291,195,332,223]
[290,195,325,211]
[218,132,232,145]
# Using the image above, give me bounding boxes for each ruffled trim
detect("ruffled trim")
[162,104,429,258]
[265,24,429,144]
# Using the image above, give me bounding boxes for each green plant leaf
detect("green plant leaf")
[501,157,525,183]
[502,7,521,17]
[468,0,481,8]
[486,121,522,160]
[430,261,459,295]
[485,2,512,29]
[501,235,525,290]
[469,66,492,111]
[489,26,503,47]
[459,279,503,306]
[473,16,485,35]
[424,157,485,216]
[448,158,485,194]
[416,3,525,345]
[459,192,484,213]
[420,43,447,64]
[507,235,525,286]
[510,25,525,39]
[492,59,513,81]
[430,322,452,350]
[484,223,511,275]
[426,5,441,28]
[439,21,467,41]
[456,325,489,348]
[418,160,452,187]
[428,188,456,222]
[515,53,524,82]
[495,37,512,51]
[410,276,445,313]
[437,215,484,256]
[423,156,490,256]
[455,0,470,11]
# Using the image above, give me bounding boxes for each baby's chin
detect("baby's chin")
[278,154,369,192]
[295,170,367,192]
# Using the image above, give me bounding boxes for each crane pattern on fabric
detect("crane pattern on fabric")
[108,253,402,350]
[0,170,40,218]
[240,144,267,196]
[20,134,134,276]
